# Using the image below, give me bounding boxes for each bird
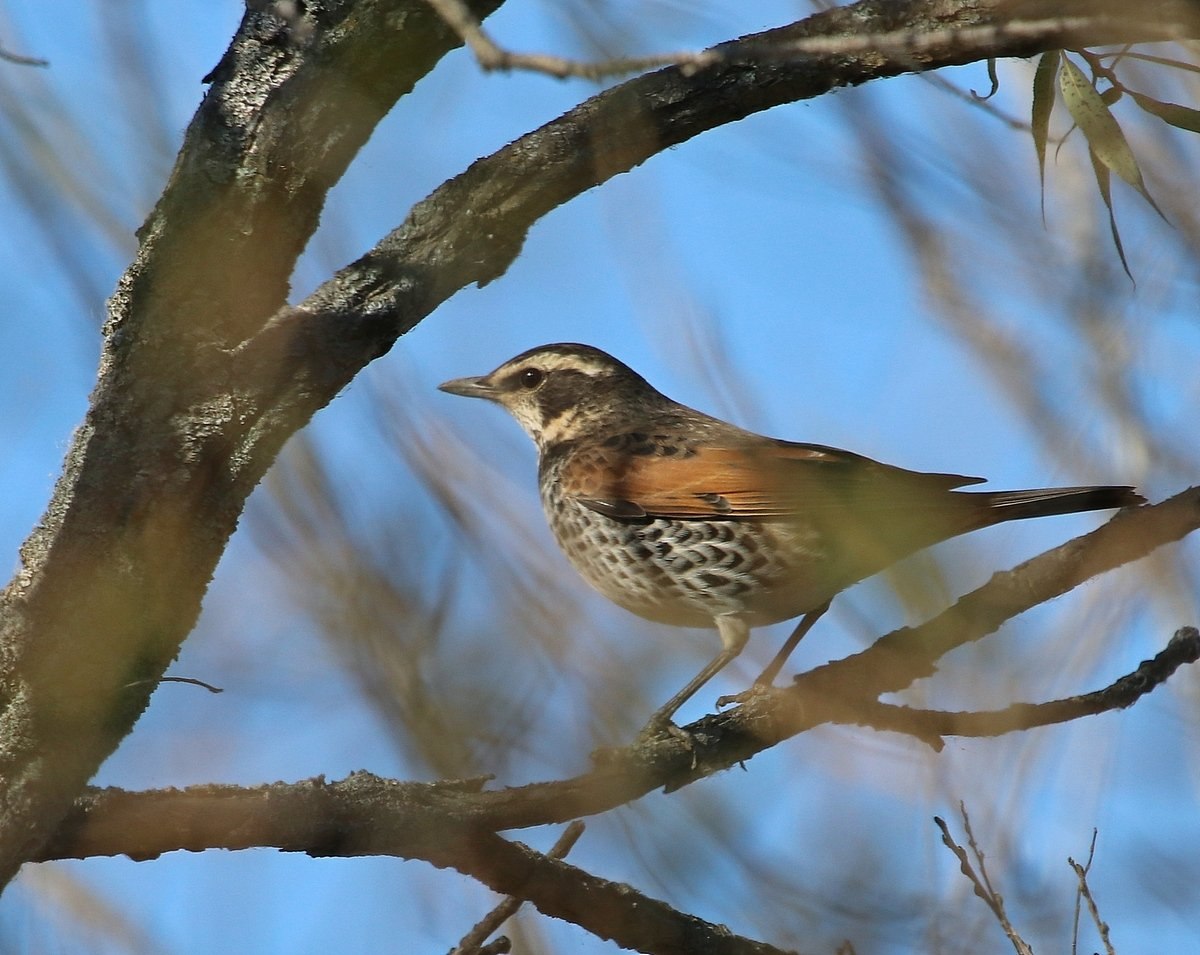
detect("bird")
[439,343,1144,736]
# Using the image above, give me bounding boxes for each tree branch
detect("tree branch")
[428,1,1199,81]
[39,780,793,955]
[431,829,796,955]
[841,625,1200,749]
[451,820,584,955]
[33,631,1196,863]
[0,0,506,886]
[34,502,1200,864]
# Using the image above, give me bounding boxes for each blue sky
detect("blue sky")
[1,2,1197,953]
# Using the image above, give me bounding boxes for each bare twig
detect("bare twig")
[935,808,1033,955]
[0,43,48,67]
[157,676,224,694]
[450,821,585,955]
[421,0,717,79]
[1070,831,1116,955]
[923,71,1034,130]
[123,676,225,694]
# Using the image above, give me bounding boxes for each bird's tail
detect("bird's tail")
[979,485,1144,522]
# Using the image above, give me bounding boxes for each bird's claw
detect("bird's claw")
[634,716,693,749]
[716,681,771,709]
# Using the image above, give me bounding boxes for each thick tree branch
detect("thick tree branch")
[0,0,506,886]
[40,781,792,955]
[34,629,1197,861]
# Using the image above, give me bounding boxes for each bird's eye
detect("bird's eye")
[518,367,544,389]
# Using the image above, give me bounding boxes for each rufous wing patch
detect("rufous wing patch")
[563,440,986,521]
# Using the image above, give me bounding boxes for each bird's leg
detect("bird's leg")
[756,600,830,687]
[638,616,750,739]
[716,600,830,708]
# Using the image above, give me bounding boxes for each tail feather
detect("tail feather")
[978,485,1145,523]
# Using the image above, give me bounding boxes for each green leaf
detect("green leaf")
[1058,55,1167,222]
[972,58,999,100]
[1087,147,1134,284]
[1130,90,1200,134]
[1032,51,1061,222]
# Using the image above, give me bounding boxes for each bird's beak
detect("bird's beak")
[438,375,498,400]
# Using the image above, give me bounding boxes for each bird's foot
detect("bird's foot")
[634,715,693,748]
[589,715,695,766]
[716,680,772,710]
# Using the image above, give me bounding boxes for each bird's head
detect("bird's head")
[438,343,663,449]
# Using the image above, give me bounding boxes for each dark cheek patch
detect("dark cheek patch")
[537,371,595,426]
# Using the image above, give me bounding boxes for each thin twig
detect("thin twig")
[1098,49,1200,74]
[1070,831,1095,955]
[450,821,585,955]
[158,676,224,694]
[422,0,716,79]
[935,808,1034,955]
[0,43,48,67]
[1070,831,1116,955]
[924,71,1033,131]
[124,676,225,694]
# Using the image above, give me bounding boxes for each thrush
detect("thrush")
[439,343,1143,734]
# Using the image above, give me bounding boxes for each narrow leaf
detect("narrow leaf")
[1087,147,1134,284]
[1130,90,1200,134]
[1058,56,1168,222]
[1032,51,1061,223]
[972,58,1000,100]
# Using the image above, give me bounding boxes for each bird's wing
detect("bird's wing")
[560,439,985,520]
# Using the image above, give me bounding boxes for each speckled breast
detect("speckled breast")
[539,471,828,629]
